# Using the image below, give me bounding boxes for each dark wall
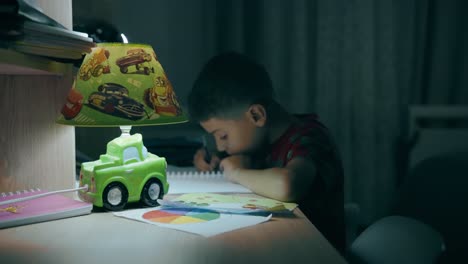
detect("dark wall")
[73,0,214,108]
[73,0,212,160]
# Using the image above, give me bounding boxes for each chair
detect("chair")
[347,215,445,264]
[392,151,468,263]
[344,202,361,248]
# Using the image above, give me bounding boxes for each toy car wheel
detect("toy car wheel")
[81,70,91,81]
[92,65,104,77]
[140,178,162,207]
[144,67,150,75]
[120,67,128,73]
[135,64,140,70]
[103,182,128,211]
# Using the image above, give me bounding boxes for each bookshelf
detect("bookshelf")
[0,0,76,193]
[0,48,69,75]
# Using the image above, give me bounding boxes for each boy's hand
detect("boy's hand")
[193,147,220,172]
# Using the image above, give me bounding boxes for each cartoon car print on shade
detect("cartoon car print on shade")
[115,48,155,75]
[79,47,111,81]
[78,133,169,211]
[61,87,84,120]
[88,83,146,120]
[143,76,182,116]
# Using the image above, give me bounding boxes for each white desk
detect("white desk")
[0,194,347,264]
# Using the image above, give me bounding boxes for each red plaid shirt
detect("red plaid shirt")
[267,114,345,253]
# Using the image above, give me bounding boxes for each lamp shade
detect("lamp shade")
[57,43,187,126]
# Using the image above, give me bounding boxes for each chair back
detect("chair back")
[348,215,445,264]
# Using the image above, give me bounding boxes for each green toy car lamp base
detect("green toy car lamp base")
[78,132,169,211]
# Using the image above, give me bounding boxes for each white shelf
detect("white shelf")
[0,1,76,193]
[0,48,69,75]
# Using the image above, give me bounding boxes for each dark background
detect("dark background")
[72,1,468,259]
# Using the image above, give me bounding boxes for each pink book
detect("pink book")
[0,189,92,229]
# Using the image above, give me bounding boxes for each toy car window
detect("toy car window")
[142,145,148,159]
[123,147,140,163]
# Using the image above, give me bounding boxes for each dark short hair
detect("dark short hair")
[188,51,274,122]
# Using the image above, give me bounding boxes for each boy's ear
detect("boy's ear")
[248,104,267,127]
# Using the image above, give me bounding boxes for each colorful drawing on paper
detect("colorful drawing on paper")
[113,206,272,237]
[174,193,298,212]
[142,208,220,225]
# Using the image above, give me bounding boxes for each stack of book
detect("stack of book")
[0,0,95,60]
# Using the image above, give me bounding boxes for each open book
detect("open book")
[166,166,251,194]
[0,189,92,229]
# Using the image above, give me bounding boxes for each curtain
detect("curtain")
[414,0,468,104]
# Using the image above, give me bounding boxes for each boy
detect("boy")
[188,52,345,253]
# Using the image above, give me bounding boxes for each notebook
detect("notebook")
[0,189,93,229]
[167,170,252,194]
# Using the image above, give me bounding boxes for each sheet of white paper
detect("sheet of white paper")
[113,206,271,237]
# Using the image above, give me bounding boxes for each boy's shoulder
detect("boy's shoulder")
[269,113,337,166]
[287,114,329,141]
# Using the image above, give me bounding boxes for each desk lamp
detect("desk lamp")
[57,43,187,210]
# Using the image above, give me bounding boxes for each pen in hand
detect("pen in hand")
[203,146,212,164]
[196,136,228,172]
[204,149,228,172]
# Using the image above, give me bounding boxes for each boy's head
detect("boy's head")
[188,52,275,155]
[188,51,274,122]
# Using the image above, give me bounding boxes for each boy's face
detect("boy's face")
[200,108,266,155]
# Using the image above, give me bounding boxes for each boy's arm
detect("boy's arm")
[221,156,316,202]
